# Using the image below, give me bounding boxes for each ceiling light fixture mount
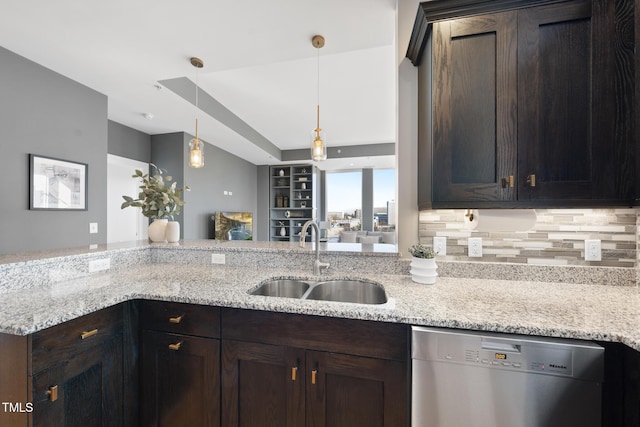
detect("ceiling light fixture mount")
[189,56,205,169]
[311,35,327,162]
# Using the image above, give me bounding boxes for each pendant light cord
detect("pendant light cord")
[316,41,321,130]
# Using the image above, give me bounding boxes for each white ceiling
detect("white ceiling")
[0,0,398,170]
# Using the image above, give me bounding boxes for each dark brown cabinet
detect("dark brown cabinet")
[0,303,135,427]
[306,350,406,427]
[413,0,636,208]
[221,340,305,427]
[139,300,220,427]
[221,308,408,427]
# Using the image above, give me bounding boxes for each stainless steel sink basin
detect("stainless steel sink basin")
[250,278,387,305]
[251,279,310,298]
[305,280,388,304]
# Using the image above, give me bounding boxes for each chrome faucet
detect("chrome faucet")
[299,220,330,275]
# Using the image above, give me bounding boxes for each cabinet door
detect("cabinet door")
[432,11,518,205]
[518,0,594,201]
[32,335,124,427]
[221,340,305,427]
[140,331,220,427]
[517,0,635,203]
[306,351,407,427]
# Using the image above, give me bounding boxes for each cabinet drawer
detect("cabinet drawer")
[141,300,220,338]
[222,308,408,361]
[32,304,123,373]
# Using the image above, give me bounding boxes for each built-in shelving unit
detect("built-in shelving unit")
[270,165,316,241]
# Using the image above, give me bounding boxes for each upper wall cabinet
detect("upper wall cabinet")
[409,0,636,209]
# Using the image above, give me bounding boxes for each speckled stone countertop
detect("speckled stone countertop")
[0,258,639,351]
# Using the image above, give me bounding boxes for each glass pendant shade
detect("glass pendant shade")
[189,118,204,168]
[311,103,326,162]
[311,129,327,162]
[189,138,204,168]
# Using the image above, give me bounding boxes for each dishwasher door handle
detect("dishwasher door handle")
[481,341,521,353]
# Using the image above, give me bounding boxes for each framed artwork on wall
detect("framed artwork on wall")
[29,154,88,210]
[213,211,253,240]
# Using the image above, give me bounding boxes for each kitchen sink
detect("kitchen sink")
[250,278,387,305]
[305,280,387,304]
[250,279,310,298]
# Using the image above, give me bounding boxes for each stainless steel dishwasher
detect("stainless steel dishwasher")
[411,326,604,427]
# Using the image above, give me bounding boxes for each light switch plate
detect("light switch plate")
[433,237,447,256]
[89,222,98,234]
[468,237,483,257]
[584,239,601,261]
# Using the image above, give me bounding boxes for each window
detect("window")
[326,171,362,238]
[373,169,396,230]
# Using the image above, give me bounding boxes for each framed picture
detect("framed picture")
[214,211,253,240]
[29,154,88,210]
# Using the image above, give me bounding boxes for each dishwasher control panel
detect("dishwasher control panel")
[412,326,604,382]
[455,344,573,376]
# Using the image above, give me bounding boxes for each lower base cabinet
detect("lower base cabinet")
[306,350,406,427]
[139,301,221,427]
[221,308,408,427]
[140,331,220,427]
[221,340,305,426]
[0,303,136,427]
[32,335,124,427]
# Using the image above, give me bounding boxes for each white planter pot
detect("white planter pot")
[148,219,168,242]
[165,221,180,243]
[410,257,438,284]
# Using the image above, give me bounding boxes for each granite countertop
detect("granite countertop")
[1,261,639,351]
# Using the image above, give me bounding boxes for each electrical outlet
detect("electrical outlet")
[211,253,226,264]
[584,239,602,261]
[89,222,98,234]
[433,237,447,256]
[88,258,110,272]
[468,237,483,257]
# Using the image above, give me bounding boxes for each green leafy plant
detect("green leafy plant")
[121,164,189,220]
[408,243,437,259]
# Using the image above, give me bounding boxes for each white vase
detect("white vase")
[165,221,180,243]
[410,257,438,284]
[280,226,287,237]
[148,219,168,242]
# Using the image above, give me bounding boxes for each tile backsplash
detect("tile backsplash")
[418,208,638,268]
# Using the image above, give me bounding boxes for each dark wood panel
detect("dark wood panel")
[140,300,220,338]
[517,0,594,200]
[32,335,124,427]
[306,351,407,427]
[221,340,305,427]
[31,304,123,373]
[0,333,29,427]
[140,331,220,427]
[432,11,517,203]
[637,0,640,205]
[123,300,139,427]
[221,308,408,362]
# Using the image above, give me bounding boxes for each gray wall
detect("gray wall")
[108,120,151,163]
[0,46,108,255]
[151,132,258,240]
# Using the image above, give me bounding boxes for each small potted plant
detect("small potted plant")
[121,164,189,242]
[408,243,438,284]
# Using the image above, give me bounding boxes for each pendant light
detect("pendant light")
[311,35,327,162]
[189,57,205,168]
